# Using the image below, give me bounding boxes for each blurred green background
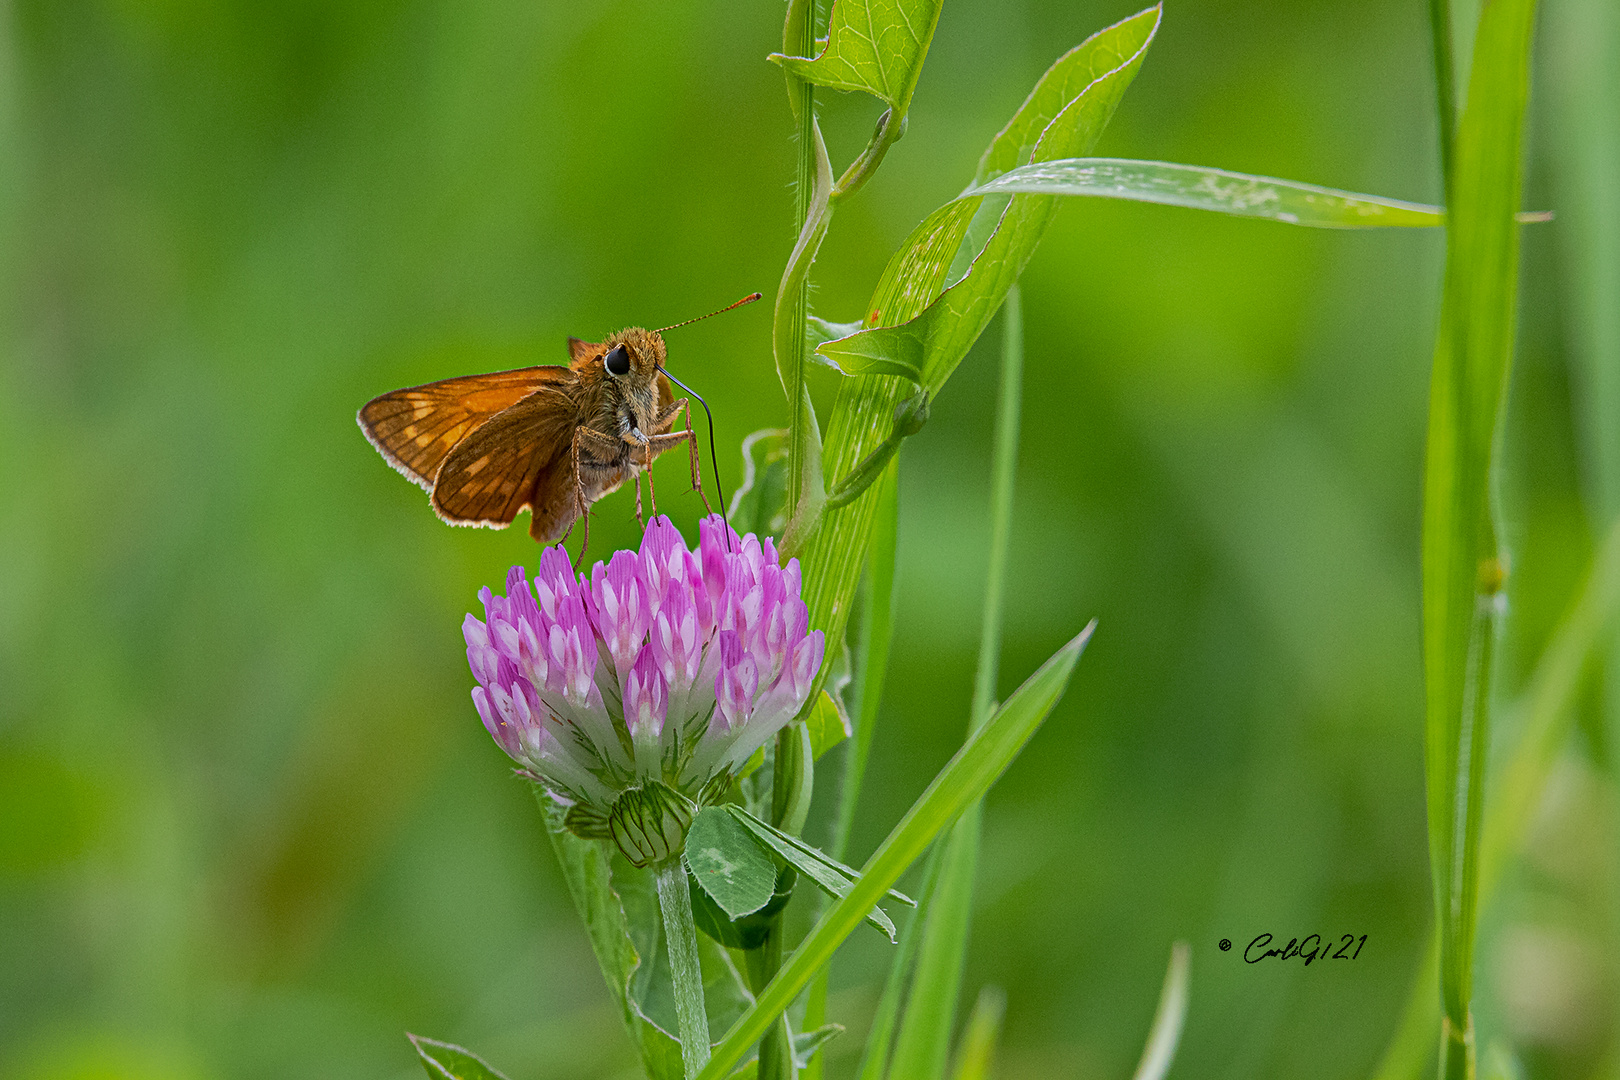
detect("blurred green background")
[0,0,1610,1078]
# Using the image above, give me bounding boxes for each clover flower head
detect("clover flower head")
[464,514,824,864]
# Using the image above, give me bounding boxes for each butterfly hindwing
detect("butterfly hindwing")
[431,385,581,528]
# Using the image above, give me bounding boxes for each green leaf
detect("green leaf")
[963,158,1447,228]
[795,7,1159,711]
[696,625,1095,1080]
[806,689,851,761]
[794,1025,846,1069]
[408,1035,512,1080]
[722,804,910,941]
[1129,942,1190,1080]
[729,428,789,539]
[655,860,712,1079]
[686,807,780,920]
[1420,0,1538,1051]
[820,4,1162,392]
[769,0,945,114]
[947,987,1005,1080]
[808,315,867,352]
[813,342,924,383]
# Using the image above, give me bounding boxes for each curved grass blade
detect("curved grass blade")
[947,986,1006,1080]
[1370,523,1620,1080]
[1130,943,1191,1080]
[696,625,1096,1080]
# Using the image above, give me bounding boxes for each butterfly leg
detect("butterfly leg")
[642,440,659,517]
[570,427,592,570]
[645,418,711,516]
[633,471,645,529]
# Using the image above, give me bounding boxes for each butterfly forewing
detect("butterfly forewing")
[357,367,566,489]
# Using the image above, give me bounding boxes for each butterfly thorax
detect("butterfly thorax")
[571,327,669,464]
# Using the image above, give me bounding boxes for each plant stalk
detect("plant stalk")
[1429,0,1458,198]
[777,0,832,549]
[656,860,712,1080]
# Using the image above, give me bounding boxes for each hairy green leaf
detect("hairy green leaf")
[770,0,945,114]
[408,1035,512,1080]
[697,625,1095,1080]
[687,807,779,920]
[541,795,685,1080]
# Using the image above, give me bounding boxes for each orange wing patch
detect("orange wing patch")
[357,367,572,490]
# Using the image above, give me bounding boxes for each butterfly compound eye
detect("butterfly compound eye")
[604,344,631,377]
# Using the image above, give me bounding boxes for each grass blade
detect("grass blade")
[696,625,1096,1080]
[888,287,1024,1080]
[857,844,949,1080]
[804,459,901,1080]
[1419,0,1539,1063]
[964,158,1448,227]
[1130,943,1191,1080]
[1371,523,1620,1080]
[947,987,1006,1080]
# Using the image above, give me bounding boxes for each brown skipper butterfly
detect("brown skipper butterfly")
[358,293,758,561]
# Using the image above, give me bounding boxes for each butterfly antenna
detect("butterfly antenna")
[657,365,733,550]
[655,292,762,335]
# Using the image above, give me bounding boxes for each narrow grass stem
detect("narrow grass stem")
[656,860,712,1080]
[887,288,1024,1080]
[1429,0,1458,197]
[971,285,1023,735]
[806,460,901,1080]
[745,923,796,1080]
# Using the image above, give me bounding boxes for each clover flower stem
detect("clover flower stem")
[655,859,711,1079]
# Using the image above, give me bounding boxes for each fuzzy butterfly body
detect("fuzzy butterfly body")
[358,326,706,554]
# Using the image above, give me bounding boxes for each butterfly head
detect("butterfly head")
[599,327,667,386]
